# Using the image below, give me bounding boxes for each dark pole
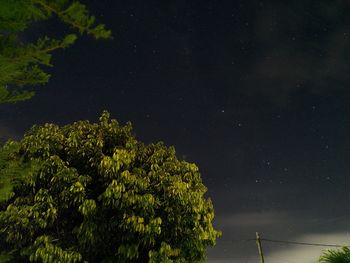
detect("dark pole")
[256,232,265,263]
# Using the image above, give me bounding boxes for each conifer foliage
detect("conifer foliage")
[0,0,111,104]
[0,111,221,262]
[319,247,350,263]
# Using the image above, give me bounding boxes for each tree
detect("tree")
[318,247,350,263]
[0,0,111,104]
[0,111,221,262]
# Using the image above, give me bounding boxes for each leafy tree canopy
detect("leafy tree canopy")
[0,0,111,104]
[0,111,221,262]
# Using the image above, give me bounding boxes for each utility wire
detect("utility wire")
[261,238,350,248]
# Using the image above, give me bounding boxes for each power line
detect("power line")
[251,233,350,263]
[232,237,350,248]
[261,238,350,248]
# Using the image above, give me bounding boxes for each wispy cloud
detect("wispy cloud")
[237,1,350,104]
[264,232,350,263]
[208,210,350,263]
[216,211,290,227]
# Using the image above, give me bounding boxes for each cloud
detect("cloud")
[215,211,290,227]
[207,209,350,263]
[237,1,350,104]
[264,232,350,263]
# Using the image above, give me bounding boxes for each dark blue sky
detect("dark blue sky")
[2,1,350,262]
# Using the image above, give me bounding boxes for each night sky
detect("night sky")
[2,1,350,262]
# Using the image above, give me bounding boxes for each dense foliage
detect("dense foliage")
[318,247,350,263]
[0,0,111,103]
[0,111,221,262]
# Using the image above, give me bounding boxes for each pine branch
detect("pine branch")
[5,34,77,66]
[0,85,35,104]
[0,34,77,103]
[0,0,48,32]
[0,0,112,103]
[32,0,112,39]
